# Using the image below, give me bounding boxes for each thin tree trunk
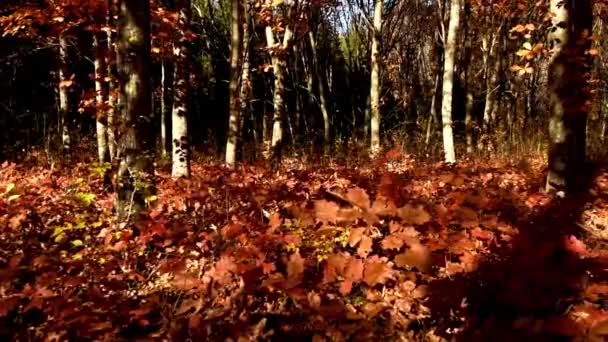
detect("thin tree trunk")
[425,73,440,148]
[369,0,383,156]
[160,59,172,157]
[545,0,592,194]
[225,0,243,167]
[171,0,191,178]
[240,4,253,153]
[58,34,71,162]
[265,2,295,165]
[308,30,331,149]
[440,0,460,164]
[106,0,117,161]
[115,0,155,220]
[93,32,110,163]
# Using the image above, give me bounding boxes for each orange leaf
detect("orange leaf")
[346,187,370,209]
[357,235,373,257]
[380,234,405,251]
[314,200,340,223]
[397,205,431,225]
[363,257,393,286]
[394,244,432,272]
[348,227,366,247]
[286,252,304,288]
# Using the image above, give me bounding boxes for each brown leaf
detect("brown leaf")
[370,197,398,216]
[363,257,393,286]
[346,187,370,209]
[286,252,304,288]
[394,244,432,272]
[344,256,363,278]
[397,205,431,225]
[314,200,340,223]
[357,235,373,257]
[362,302,388,318]
[323,253,347,284]
[348,227,366,247]
[380,234,405,251]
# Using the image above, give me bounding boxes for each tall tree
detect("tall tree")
[545,0,592,194]
[308,25,330,149]
[264,0,296,165]
[58,34,71,161]
[440,0,461,164]
[171,0,191,177]
[115,0,155,219]
[225,0,243,167]
[93,30,110,163]
[369,0,383,156]
[106,0,118,161]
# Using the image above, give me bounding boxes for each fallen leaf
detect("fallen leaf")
[363,257,393,286]
[394,244,432,272]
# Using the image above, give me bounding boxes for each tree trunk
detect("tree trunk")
[93,32,110,163]
[424,74,440,148]
[265,2,295,165]
[240,5,253,155]
[171,0,191,178]
[58,34,71,162]
[308,30,330,148]
[440,0,460,164]
[545,0,592,194]
[225,0,243,167]
[369,0,383,156]
[160,60,172,157]
[106,0,118,161]
[115,0,155,220]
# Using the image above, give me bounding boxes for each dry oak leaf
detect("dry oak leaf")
[323,253,346,284]
[381,234,406,251]
[394,243,432,272]
[286,251,305,288]
[363,256,393,286]
[346,187,370,209]
[370,197,398,216]
[314,200,340,223]
[397,204,431,225]
[357,235,373,257]
[348,227,366,247]
[340,256,365,295]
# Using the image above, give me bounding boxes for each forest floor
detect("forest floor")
[2,153,608,341]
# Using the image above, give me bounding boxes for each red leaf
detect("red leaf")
[380,234,405,251]
[363,256,393,286]
[357,235,373,257]
[349,227,366,247]
[314,200,340,223]
[286,252,304,288]
[397,205,431,225]
[394,244,432,272]
[346,187,370,209]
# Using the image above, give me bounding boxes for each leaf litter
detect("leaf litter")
[0,158,607,340]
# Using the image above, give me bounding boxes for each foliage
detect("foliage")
[1,157,608,340]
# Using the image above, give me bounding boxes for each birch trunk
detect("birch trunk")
[265,2,295,165]
[440,0,461,164]
[171,0,191,178]
[225,0,243,167]
[106,0,117,161]
[93,32,110,163]
[369,0,383,156]
[58,35,71,161]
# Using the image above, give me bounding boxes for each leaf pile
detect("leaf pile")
[1,158,608,341]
